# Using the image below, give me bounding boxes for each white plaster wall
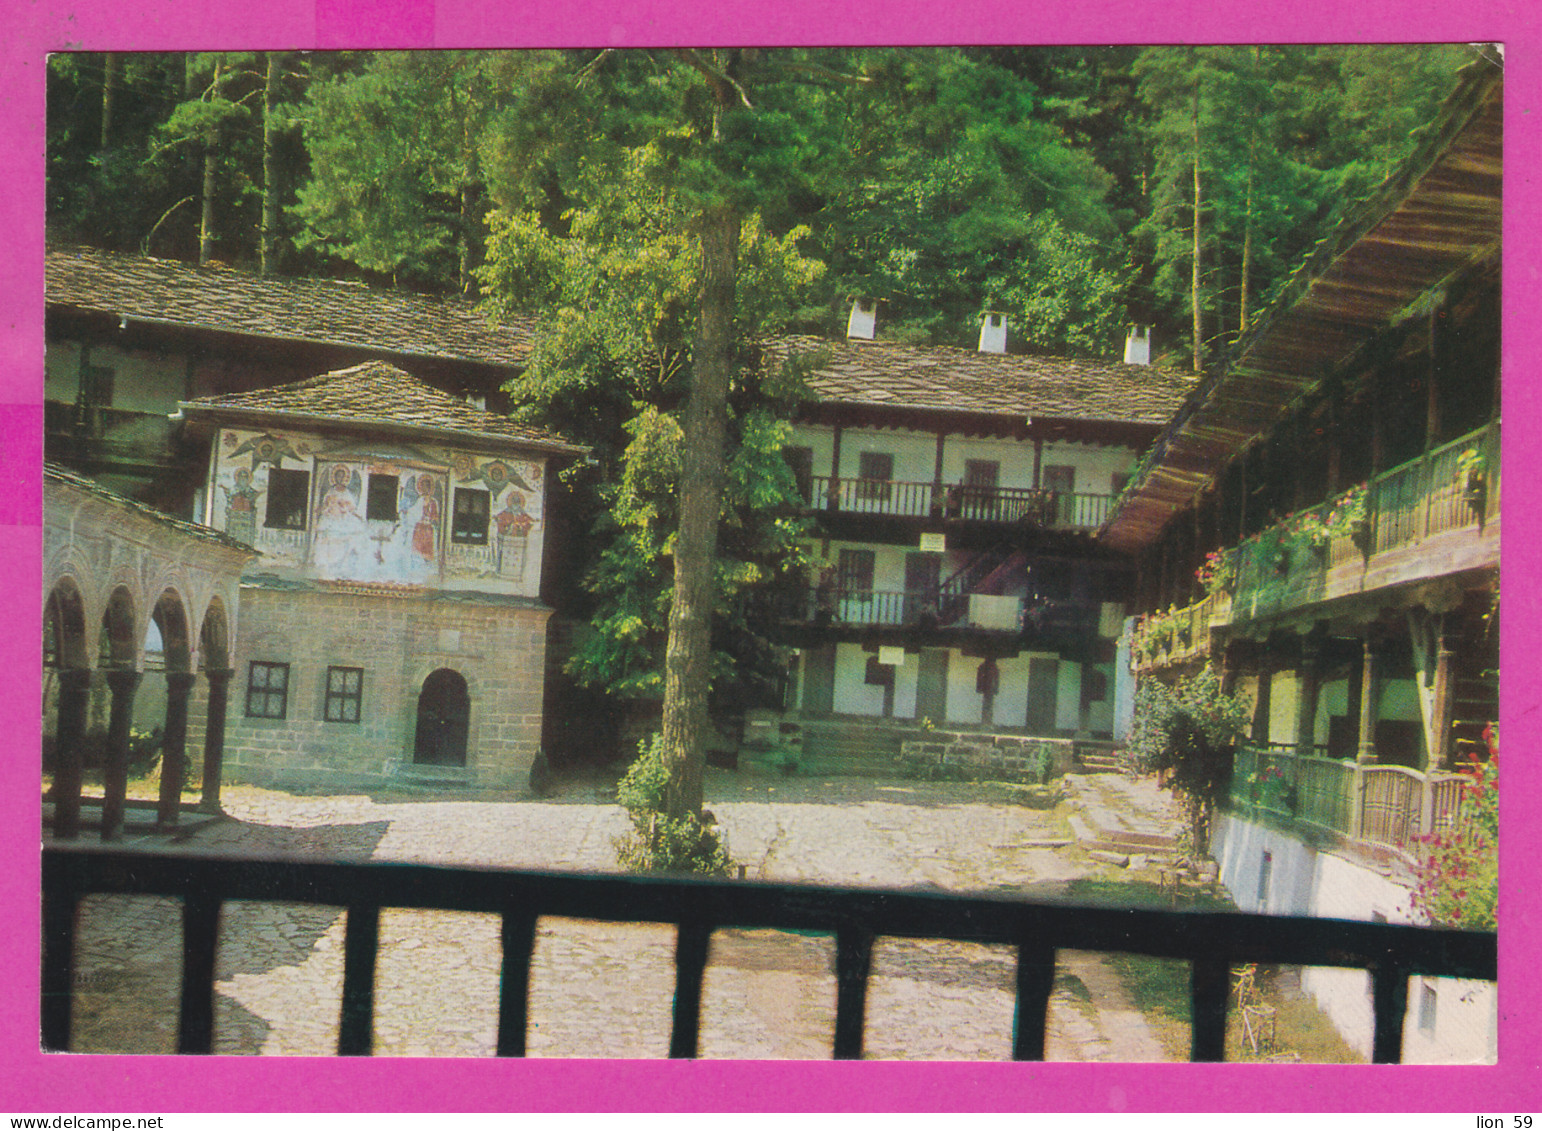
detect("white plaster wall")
[1382,678,1422,721]
[940,437,1035,491]
[1040,441,1140,496]
[1057,659,1082,731]
[1113,622,1137,743]
[992,653,1031,729]
[946,652,984,725]
[832,643,883,716]
[1213,812,1496,1063]
[1316,679,1350,741]
[839,427,937,484]
[1269,671,1301,743]
[788,424,837,479]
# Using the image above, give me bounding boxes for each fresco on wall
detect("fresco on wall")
[211,428,545,593]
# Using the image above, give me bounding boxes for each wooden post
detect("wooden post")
[1295,635,1322,760]
[1356,637,1381,765]
[931,431,946,517]
[828,425,843,513]
[157,671,197,826]
[101,669,142,841]
[1429,620,1456,770]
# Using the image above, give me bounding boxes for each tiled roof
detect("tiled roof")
[765,336,1195,425]
[179,361,583,454]
[46,245,538,367]
[45,463,258,554]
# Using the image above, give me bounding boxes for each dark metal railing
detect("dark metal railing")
[802,475,1115,530]
[41,845,1495,1062]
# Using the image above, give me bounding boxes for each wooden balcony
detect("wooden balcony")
[1230,746,1470,861]
[803,475,1114,531]
[1131,421,1499,670]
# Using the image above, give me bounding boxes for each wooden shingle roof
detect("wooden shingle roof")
[1099,60,1503,552]
[766,335,1195,426]
[46,245,539,368]
[179,361,584,456]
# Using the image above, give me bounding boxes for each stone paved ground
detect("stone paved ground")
[59,769,1188,1060]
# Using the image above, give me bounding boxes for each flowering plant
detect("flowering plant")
[1195,547,1238,594]
[1410,723,1497,930]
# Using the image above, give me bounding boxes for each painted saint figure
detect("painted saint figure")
[311,464,366,578]
[222,466,259,544]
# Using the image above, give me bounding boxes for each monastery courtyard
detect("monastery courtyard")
[60,771,1189,1060]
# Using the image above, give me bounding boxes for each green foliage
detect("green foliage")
[614,735,733,875]
[1128,666,1250,854]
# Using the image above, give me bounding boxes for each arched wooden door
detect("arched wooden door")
[414,668,470,766]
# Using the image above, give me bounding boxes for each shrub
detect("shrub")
[1128,666,1250,856]
[614,735,733,876]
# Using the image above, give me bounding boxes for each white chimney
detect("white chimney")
[847,298,877,340]
[978,312,1008,353]
[1124,325,1151,365]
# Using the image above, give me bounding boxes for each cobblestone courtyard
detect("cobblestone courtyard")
[60,771,1181,1060]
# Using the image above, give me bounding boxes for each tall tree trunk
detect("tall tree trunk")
[662,197,738,820]
[199,59,222,266]
[1190,81,1203,374]
[260,52,283,276]
[99,53,120,149]
[1239,145,1254,340]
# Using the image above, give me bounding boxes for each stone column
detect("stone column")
[51,668,94,840]
[101,669,143,841]
[1356,638,1382,765]
[199,668,235,815]
[157,671,198,826]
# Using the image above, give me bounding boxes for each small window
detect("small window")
[452,488,491,545]
[264,468,310,531]
[964,460,999,489]
[1418,981,1438,1035]
[837,548,875,597]
[367,474,399,522]
[856,451,893,501]
[245,661,290,719]
[324,666,363,723]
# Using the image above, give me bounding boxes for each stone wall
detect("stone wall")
[899,730,1077,783]
[224,586,551,790]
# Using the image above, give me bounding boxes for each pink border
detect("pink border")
[4,1,1537,1113]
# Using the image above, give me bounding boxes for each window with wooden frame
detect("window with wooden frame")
[837,548,875,599]
[856,451,893,501]
[324,665,364,723]
[452,488,491,544]
[245,661,290,719]
[263,468,310,531]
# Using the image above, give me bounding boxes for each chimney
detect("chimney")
[978,311,1008,354]
[1124,325,1151,365]
[847,298,877,340]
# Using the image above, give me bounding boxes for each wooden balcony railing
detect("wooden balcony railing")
[1131,421,1499,669]
[42,845,1496,1062]
[1230,747,1470,856]
[803,476,1114,530]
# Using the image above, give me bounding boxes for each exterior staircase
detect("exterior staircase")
[797,718,910,775]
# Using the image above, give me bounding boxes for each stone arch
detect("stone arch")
[45,578,89,671]
[150,588,193,673]
[198,597,231,671]
[99,585,139,671]
[413,668,471,767]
